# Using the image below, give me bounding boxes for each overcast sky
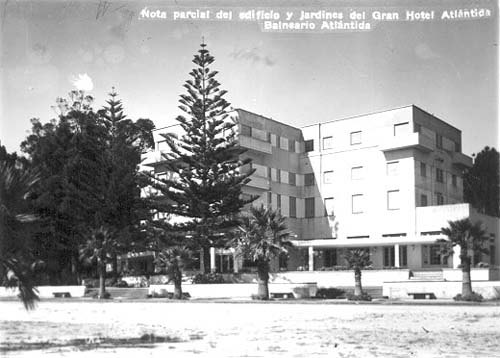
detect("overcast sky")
[1,0,497,156]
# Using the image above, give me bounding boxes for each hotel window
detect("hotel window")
[452,174,457,187]
[387,190,400,210]
[323,170,334,184]
[436,168,444,183]
[350,131,362,145]
[267,192,272,206]
[351,166,364,180]
[384,247,395,267]
[276,169,281,183]
[394,122,409,136]
[420,194,428,207]
[323,249,338,267]
[289,172,296,186]
[288,139,296,152]
[304,173,315,186]
[266,132,271,142]
[276,135,281,148]
[352,194,364,214]
[387,161,399,176]
[324,197,334,217]
[277,194,282,209]
[241,124,252,137]
[289,197,296,218]
[435,192,444,205]
[323,136,334,150]
[305,197,315,218]
[455,141,461,152]
[420,162,427,177]
[399,246,408,267]
[304,139,314,152]
[267,167,272,179]
[436,133,443,149]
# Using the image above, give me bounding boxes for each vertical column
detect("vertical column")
[452,248,460,269]
[232,249,239,273]
[308,246,314,271]
[210,247,216,273]
[394,244,400,268]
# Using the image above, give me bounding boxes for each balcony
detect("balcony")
[451,151,472,169]
[246,174,270,190]
[380,132,434,153]
[238,135,272,154]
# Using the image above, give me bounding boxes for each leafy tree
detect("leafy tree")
[0,157,41,309]
[464,146,499,217]
[21,90,154,284]
[234,205,291,300]
[148,43,255,272]
[438,219,489,298]
[343,249,371,297]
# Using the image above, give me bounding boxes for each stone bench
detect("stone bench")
[408,292,436,299]
[52,292,71,298]
[270,292,294,299]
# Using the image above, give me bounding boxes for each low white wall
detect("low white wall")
[149,282,318,299]
[383,281,500,300]
[0,286,86,298]
[273,270,410,287]
[442,268,491,281]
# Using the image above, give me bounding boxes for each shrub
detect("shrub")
[191,273,225,284]
[453,292,483,302]
[315,288,345,299]
[113,280,128,288]
[346,292,372,301]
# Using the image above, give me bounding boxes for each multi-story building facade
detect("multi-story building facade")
[140,105,499,275]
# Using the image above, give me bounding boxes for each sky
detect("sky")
[0,0,498,156]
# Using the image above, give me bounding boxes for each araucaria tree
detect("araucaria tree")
[439,219,489,298]
[235,205,291,300]
[150,42,255,276]
[343,249,371,299]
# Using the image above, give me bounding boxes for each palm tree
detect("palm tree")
[79,226,119,299]
[343,248,371,297]
[0,159,40,309]
[154,246,192,299]
[439,219,489,297]
[235,205,291,300]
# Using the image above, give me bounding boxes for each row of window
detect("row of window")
[419,162,457,186]
[269,190,402,218]
[240,124,298,152]
[318,246,408,268]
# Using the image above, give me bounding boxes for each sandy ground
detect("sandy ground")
[1,299,500,357]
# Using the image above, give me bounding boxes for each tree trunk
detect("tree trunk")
[172,267,183,299]
[257,260,270,300]
[462,258,473,297]
[98,261,106,299]
[354,268,363,296]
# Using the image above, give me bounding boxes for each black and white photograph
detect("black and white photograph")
[0,0,499,357]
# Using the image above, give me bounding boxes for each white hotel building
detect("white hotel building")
[142,105,499,277]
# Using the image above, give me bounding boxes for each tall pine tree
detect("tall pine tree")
[152,42,255,272]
